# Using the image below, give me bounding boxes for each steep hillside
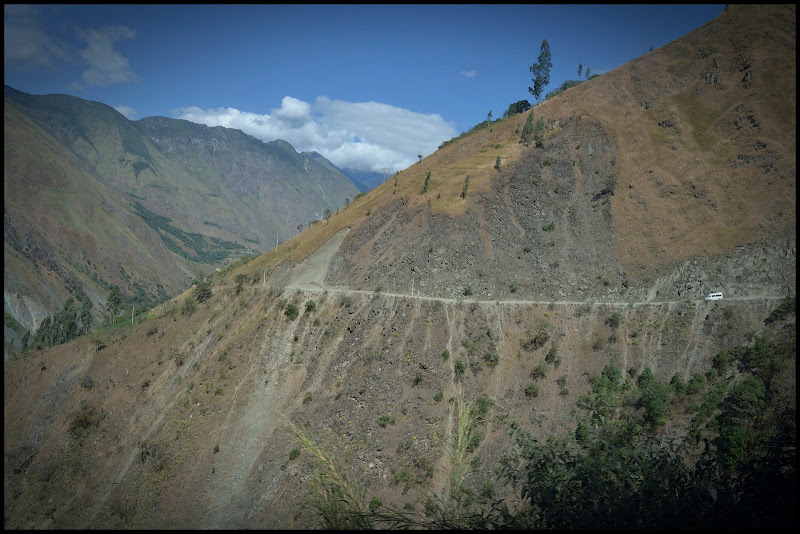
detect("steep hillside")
[4,87,360,356]
[4,4,796,530]
[4,102,203,355]
[258,3,795,301]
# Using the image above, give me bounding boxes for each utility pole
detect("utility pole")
[382,168,393,183]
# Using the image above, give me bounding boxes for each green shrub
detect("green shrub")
[764,295,795,324]
[305,300,316,313]
[639,379,671,427]
[454,359,466,381]
[289,448,300,461]
[68,400,104,439]
[412,371,423,386]
[194,280,213,303]
[522,328,549,351]
[545,346,560,366]
[543,157,553,166]
[441,349,450,361]
[378,413,395,428]
[303,392,312,404]
[670,373,688,395]
[542,222,555,232]
[525,383,540,397]
[474,395,494,420]
[182,297,197,316]
[637,367,655,388]
[606,311,621,329]
[530,361,548,380]
[463,285,473,296]
[687,373,706,395]
[284,302,300,320]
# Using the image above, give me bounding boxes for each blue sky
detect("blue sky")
[5,4,724,173]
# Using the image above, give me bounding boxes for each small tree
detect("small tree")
[194,279,212,303]
[107,285,122,319]
[487,110,493,128]
[533,117,546,147]
[460,175,470,199]
[421,171,431,194]
[578,63,583,78]
[521,110,536,144]
[323,208,332,220]
[495,155,501,171]
[418,154,422,162]
[585,66,591,79]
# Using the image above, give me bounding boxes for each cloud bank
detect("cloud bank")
[173,96,457,172]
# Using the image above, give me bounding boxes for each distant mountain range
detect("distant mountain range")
[339,167,391,192]
[4,85,360,354]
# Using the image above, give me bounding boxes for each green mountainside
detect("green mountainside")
[4,87,360,357]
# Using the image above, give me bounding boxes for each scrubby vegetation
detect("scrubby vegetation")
[286,330,795,529]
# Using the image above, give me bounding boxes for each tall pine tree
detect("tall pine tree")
[529,39,552,104]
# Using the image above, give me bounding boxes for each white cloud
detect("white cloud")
[77,25,141,86]
[3,5,68,67]
[173,96,457,173]
[460,70,477,78]
[114,105,137,119]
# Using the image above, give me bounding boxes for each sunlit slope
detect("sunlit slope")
[258,4,794,297]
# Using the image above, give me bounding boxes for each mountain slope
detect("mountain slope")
[4,87,360,355]
[3,4,795,529]
[262,3,794,301]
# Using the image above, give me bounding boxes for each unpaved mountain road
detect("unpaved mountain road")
[283,282,786,308]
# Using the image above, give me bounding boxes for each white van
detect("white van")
[705,292,723,301]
